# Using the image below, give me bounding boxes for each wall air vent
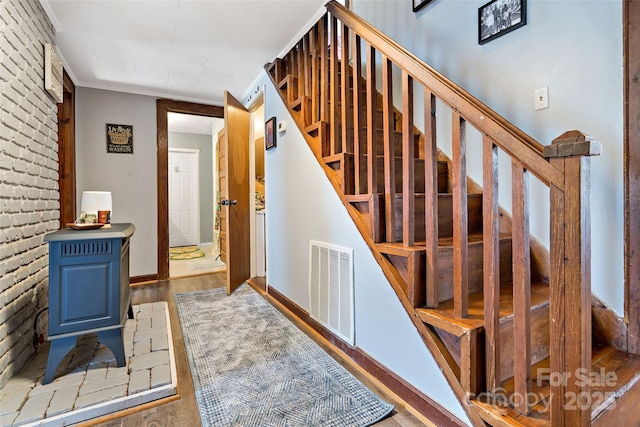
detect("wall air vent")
[308,241,355,346]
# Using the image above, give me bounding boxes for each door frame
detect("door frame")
[246,91,265,278]
[168,147,201,248]
[157,99,224,280]
[624,0,640,354]
[58,70,76,227]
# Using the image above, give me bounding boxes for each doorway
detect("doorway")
[157,100,224,280]
[167,113,226,278]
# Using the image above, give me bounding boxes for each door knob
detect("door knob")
[220,199,237,206]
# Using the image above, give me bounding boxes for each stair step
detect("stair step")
[391,193,483,242]
[472,344,640,426]
[418,281,550,395]
[355,193,484,244]
[416,281,549,337]
[376,232,513,309]
[324,153,447,195]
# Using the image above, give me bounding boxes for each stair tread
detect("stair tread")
[473,344,640,424]
[376,232,511,256]
[324,152,447,163]
[416,281,549,336]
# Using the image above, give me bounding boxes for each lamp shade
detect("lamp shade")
[81,191,112,215]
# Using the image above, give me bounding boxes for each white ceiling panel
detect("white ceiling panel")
[43,0,326,105]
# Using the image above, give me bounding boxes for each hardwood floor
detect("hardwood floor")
[89,272,429,427]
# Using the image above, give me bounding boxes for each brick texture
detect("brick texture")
[0,0,59,389]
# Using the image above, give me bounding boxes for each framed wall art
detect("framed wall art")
[478,0,526,45]
[413,0,433,12]
[106,124,134,154]
[265,117,277,151]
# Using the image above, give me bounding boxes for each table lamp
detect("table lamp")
[80,191,112,223]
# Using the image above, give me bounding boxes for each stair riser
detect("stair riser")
[391,194,484,241]
[435,238,513,304]
[497,305,550,382]
[360,157,447,195]
[326,154,447,196]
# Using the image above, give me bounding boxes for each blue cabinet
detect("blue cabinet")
[43,223,135,384]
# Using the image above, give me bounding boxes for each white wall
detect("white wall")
[259,72,470,424]
[76,87,157,276]
[352,0,624,315]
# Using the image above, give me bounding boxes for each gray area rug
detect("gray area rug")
[175,285,394,427]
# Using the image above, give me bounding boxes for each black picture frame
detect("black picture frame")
[478,0,526,45]
[413,0,433,12]
[106,123,134,154]
[265,116,277,151]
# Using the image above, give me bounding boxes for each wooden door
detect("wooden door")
[223,91,250,294]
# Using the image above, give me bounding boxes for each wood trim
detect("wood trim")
[156,99,224,280]
[130,274,158,285]
[624,0,640,355]
[58,71,76,228]
[266,285,467,427]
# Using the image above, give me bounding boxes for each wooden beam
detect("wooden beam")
[330,16,340,156]
[402,71,414,246]
[424,89,439,308]
[546,131,599,426]
[512,161,531,415]
[482,137,500,392]
[352,33,363,195]
[341,24,353,155]
[452,112,468,318]
[319,15,329,123]
[624,0,640,355]
[382,56,396,242]
[366,43,378,195]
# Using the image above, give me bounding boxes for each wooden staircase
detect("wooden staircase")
[265,2,640,425]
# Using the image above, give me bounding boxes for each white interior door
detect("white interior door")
[169,148,200,247]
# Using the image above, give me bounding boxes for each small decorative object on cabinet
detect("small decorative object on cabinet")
[42,223,135,384]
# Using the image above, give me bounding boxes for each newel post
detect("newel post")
[544,130,601,426]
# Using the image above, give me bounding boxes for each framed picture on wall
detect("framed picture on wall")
[265,116,277,151]
[478,0,527,45]
[413,0,433,12]
[106,123,134,154]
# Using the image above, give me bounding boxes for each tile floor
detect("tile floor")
[0,302,176,427]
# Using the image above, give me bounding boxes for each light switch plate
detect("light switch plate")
[534,87,549,111]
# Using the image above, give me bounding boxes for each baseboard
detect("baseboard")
[267,285,466,427]
[130,274,158,285]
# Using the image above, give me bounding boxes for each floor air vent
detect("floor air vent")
[309,241,354,346]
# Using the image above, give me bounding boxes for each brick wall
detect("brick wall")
[0,0,59,388]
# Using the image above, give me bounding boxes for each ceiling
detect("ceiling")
[40,0,326,106]
[167,112,223,135]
